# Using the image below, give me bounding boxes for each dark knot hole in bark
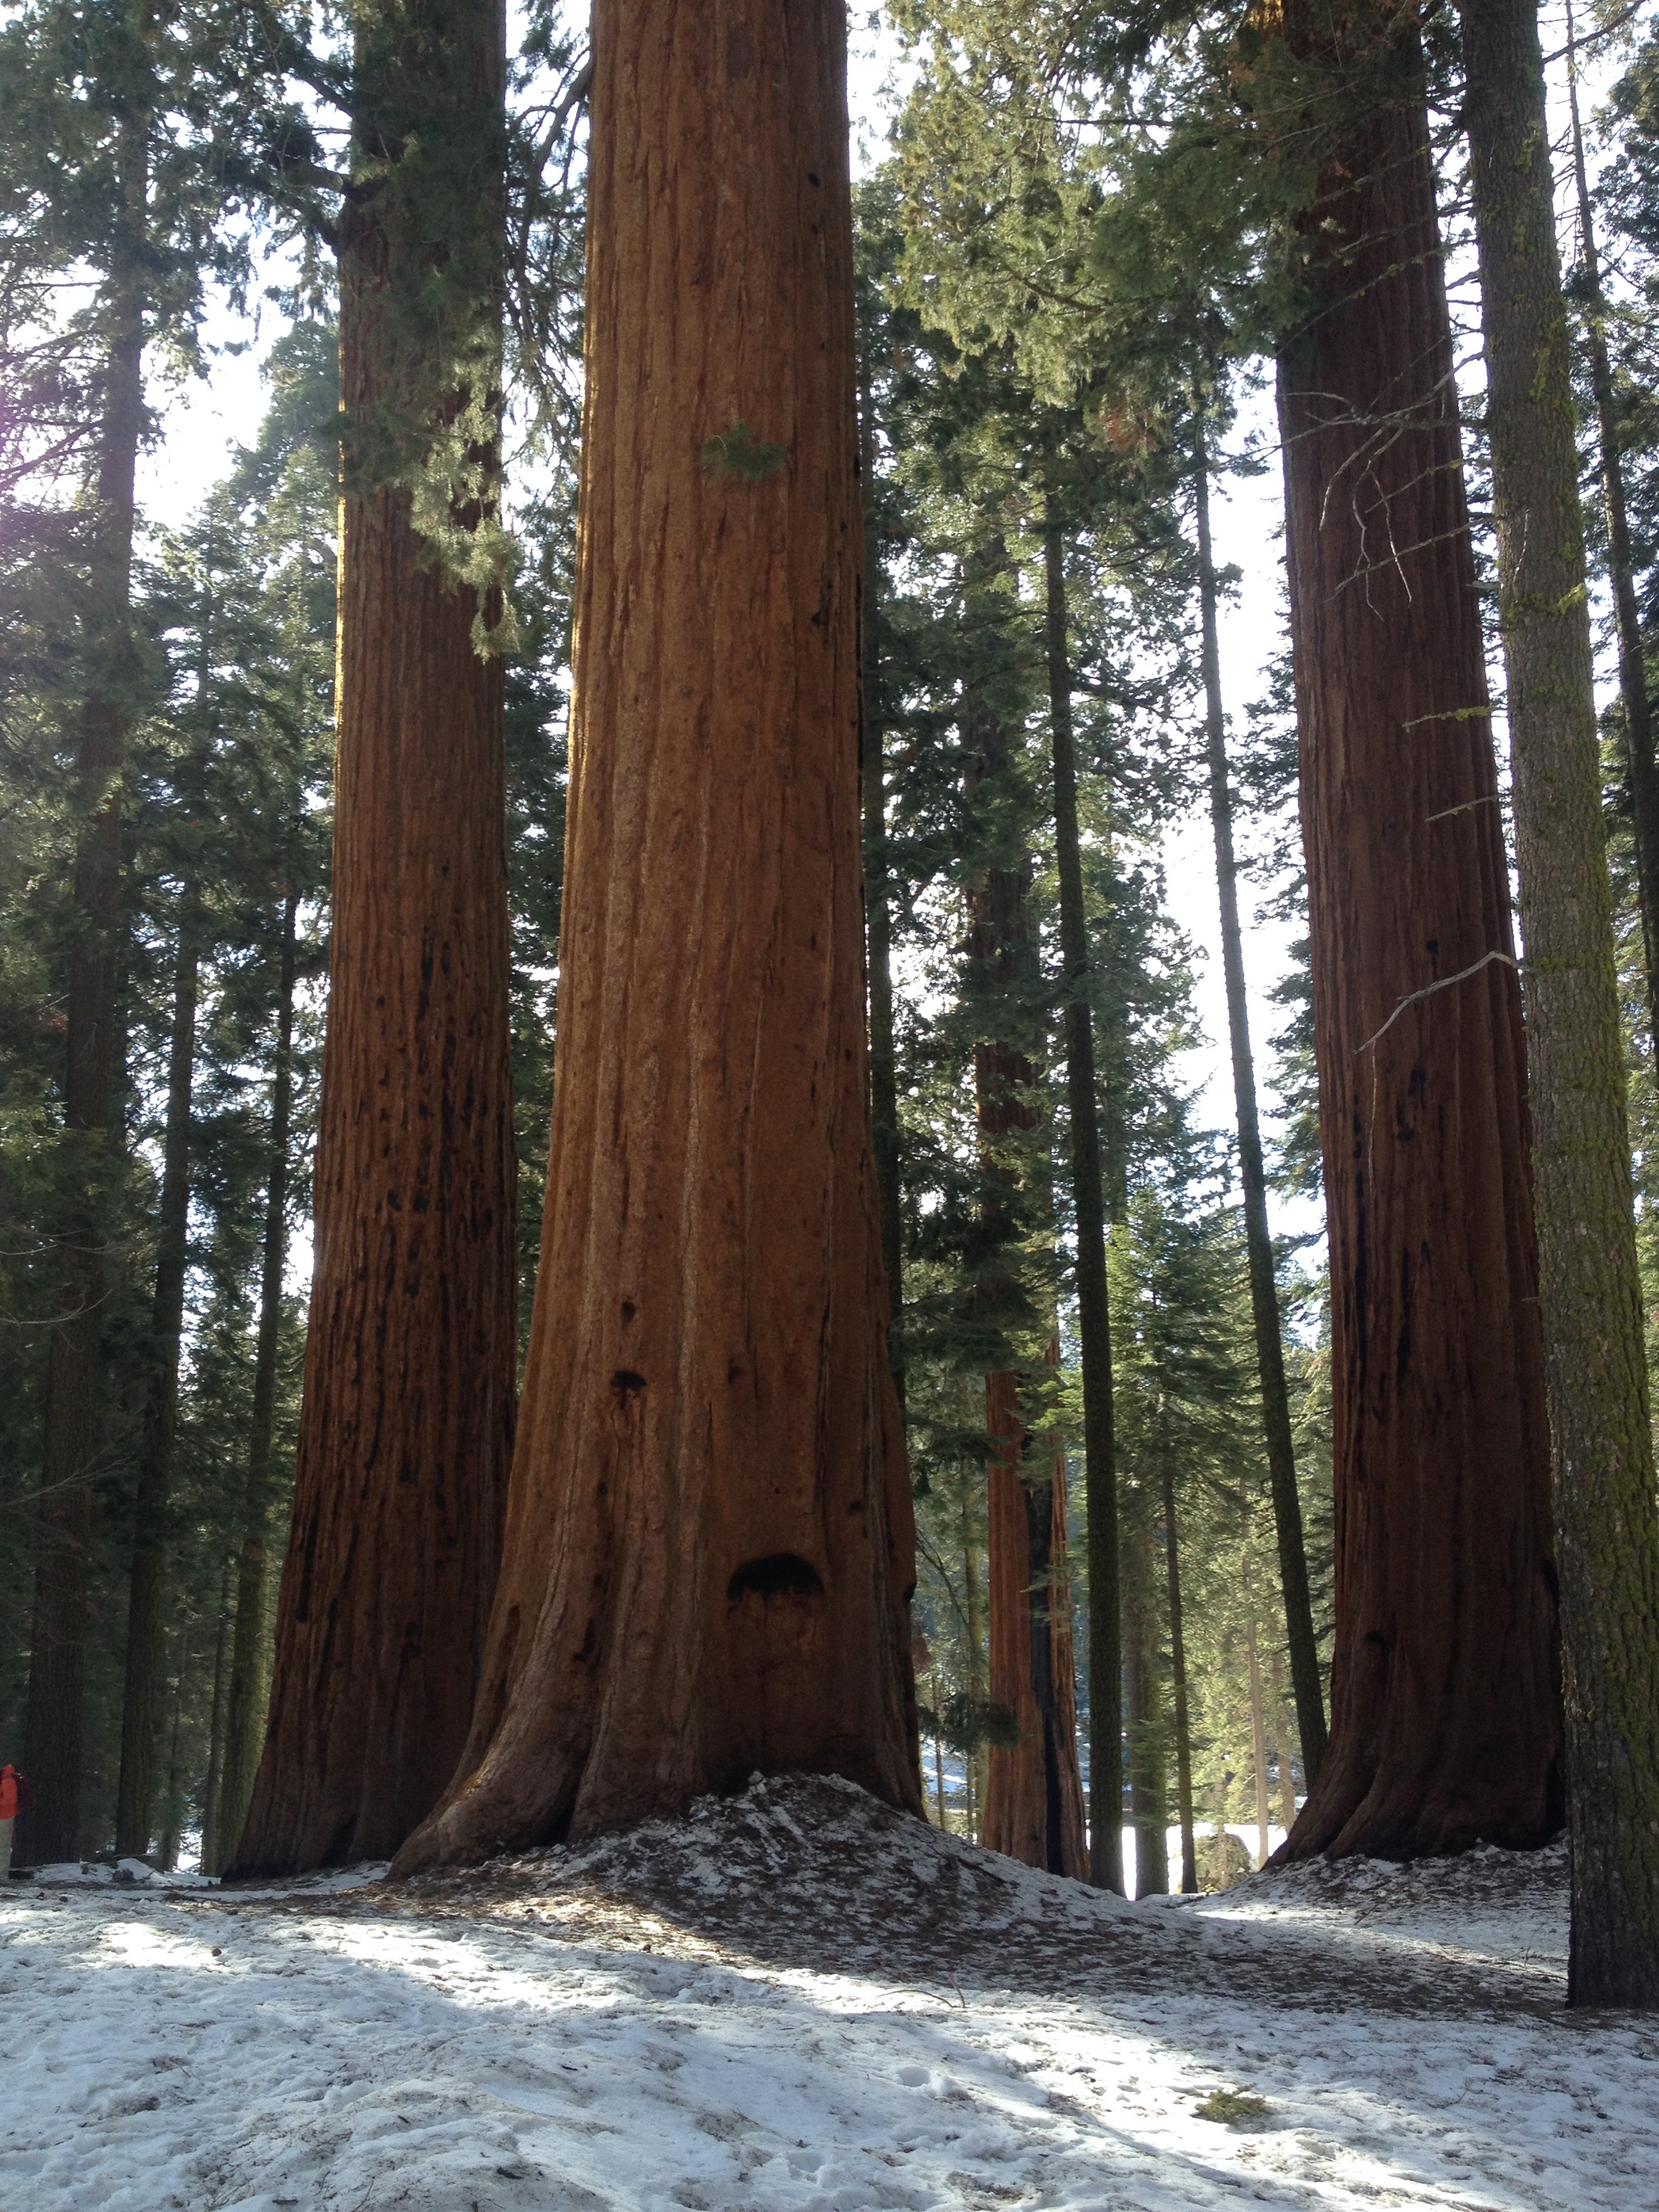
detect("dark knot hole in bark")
[612,1369,646,1403]
[727,1554,824,1602]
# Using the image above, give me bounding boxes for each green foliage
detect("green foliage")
[1195,2088,1270,2125]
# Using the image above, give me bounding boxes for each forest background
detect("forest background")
[2,0,1655,1899]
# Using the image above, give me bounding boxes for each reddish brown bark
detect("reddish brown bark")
[229,0,517,1874]
[393,0,919,1870]
[983,1363,1087,1877]
[1274,19,1561,1857]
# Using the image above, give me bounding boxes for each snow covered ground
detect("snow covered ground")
[4,1776,1657,2211]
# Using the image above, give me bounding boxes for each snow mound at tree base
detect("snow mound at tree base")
[402,1771,1171,1995]
[389,1773,1564,2017]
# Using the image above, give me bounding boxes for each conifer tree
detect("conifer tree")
[232,0,518,1873]
[1269,0,1560,1860]
[1,0,246,1862]
[1461,0,1659,2008]
[395,0,920,1869]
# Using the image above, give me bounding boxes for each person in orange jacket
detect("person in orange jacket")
[0,1762,28,1882]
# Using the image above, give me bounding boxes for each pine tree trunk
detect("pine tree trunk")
[198,1562,232,1875]
[232,2,518,1873]
[1461,0,1659,2007]
[1192,416,1325,1783]
[155,1625,189,1872]
[1043,504,1124,1892]
[22,125,147,1869]
[115,915,200,1856]
[1273,8,1560,1859]
[970,549,1086,1880]
[859,347,906,1392]
[1244,1584,1270,1869]
[212,897,297,1873]
[1565,36,1659,1064]
[393,0,920,1869]
[1160,1451,1199,1894]
[1122,1502,1168,1895]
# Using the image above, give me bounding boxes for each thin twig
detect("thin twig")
[1427,793,1503,820]
[1354,949,1518,1056]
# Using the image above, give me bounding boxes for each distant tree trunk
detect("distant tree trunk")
[1273,6,1560,1859]
[232,1,518,1875]
[983,1351,1087,1877]
[1122,1501,1168,1895]
[198,1562,232,1874]
[211,895,297,1875]
[1461,0,1659,2008]
[1160,1451,1198,1894]
[859,346,906,1394]
[115,912,200,1856]
[1243,1581,1270,1869]
[393,0,919,1871]
[1044,500,1124,1893]
[1192,413,1325,1784]
[22,124,147,1869]
[154,1625,190,1872]
[969,542,1086,1881]
[1566,6,1659,1063]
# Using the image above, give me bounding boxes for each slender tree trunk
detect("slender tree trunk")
[1243,1583,1270,1869]
[859,345,905,1394]
[1273,5,1559,1859]
[1043,503,1124,1893]
[155,1626,189,1872]
[965,1502,983,1843]
[967,538,1086,1879]
[1160,1452,1198,1894]
[22,125,147,1869]
[1566,6,1659,1063]
[930,1670,947,1826]
[1192,416,1326,1783]
[983,1349,1087,1876]
[212,896,297,1874]
[198,1561,232,1875]
[115,914,200,1856]
[1461,0,1659,2008]
[1122,1500,1168,1895]
[1268,1644,1299,1832]
[394,0,920,1871]
[233,4,518,1874]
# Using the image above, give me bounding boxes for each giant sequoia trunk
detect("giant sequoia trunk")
[1274,15,1560,1859]
[231,0,517,1874]
[22,128,147,1868]
[1461,0,1659,2009]
[394,0,920,1870]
